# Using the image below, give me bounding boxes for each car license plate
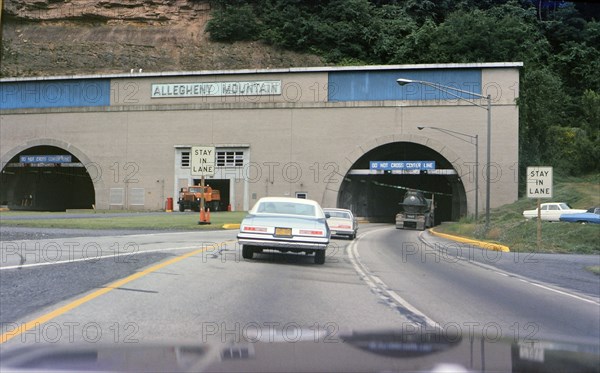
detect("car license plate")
[275,227,292,237]
[406,214,415,219]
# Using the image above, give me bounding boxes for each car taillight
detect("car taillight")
[242,226,268,232]
[299,229,324,236]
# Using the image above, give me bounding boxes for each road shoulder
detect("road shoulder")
[419,230,600,300]
[428,227,510,252]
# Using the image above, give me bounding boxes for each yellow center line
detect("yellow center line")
[1,245,213,344]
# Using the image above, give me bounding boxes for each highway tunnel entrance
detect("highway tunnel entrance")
[338,142,467,223]
[0,146,95,211]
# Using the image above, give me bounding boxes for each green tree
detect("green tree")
[206,4,261,41]
[517,67,570,174]
[313,0,377,62]
[580,90,600,171]
[551,40,600,96]
[581,90,600,139]
[389,18,437,64]
[416,4,548,63]
[371,4,418,63]
[545,126,595,176]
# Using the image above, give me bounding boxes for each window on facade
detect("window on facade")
[216,151,244,167]
[181,152,190,168]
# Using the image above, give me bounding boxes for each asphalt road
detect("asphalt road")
[358,228,599,343]
[1,224,598,354]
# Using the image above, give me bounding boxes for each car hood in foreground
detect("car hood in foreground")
[2,330,598,372]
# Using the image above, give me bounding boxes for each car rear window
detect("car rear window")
[327,211,351,219]
[257,202,316,216]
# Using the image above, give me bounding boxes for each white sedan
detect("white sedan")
[522,202,587,222]
[323,208,358,240]
[237,197,330,264]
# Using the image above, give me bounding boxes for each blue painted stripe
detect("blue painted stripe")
[0,79,111,110]
[328,69,482,102]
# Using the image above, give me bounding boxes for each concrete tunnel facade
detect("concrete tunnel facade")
[0,63,521,221]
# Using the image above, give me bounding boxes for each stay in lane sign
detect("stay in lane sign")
[191,146,215,176]
[527,166,553,198]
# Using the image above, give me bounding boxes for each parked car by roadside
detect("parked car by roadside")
[559,207,600,224]
[522,202,587,222]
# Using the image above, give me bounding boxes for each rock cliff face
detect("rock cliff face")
[5,0,211,22]
[1,0,325,77]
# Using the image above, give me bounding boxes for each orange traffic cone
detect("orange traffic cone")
[198,207,211,225]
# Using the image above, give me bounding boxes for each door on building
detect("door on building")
[193,178,230,211]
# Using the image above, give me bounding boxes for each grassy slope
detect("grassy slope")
[435,174,600,254]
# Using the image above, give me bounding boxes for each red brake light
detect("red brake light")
[299,229,324,236]
[242,226,268,232]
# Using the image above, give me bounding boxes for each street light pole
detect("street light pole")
[486,96,491,230]
[417,126,478,221]
[397,78,491,229]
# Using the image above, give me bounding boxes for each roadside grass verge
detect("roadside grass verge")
[435,173,600,254]
[0,211,247,230]
[0,209,163,216]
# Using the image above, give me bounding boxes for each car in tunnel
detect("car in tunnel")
[237,197,330,264]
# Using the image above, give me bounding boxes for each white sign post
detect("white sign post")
[191,146,216,224]
[527,166,553,249]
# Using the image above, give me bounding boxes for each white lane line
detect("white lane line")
[0,243,231,271]
[0,230,235,242]
[124,231,236,238]
[528,281,600,305]
[347,228,440,329]
[418,231,600,306]
[0,246,198,270]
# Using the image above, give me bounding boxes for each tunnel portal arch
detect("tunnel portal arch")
[1,141,97,211]
[335,138,469,223]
